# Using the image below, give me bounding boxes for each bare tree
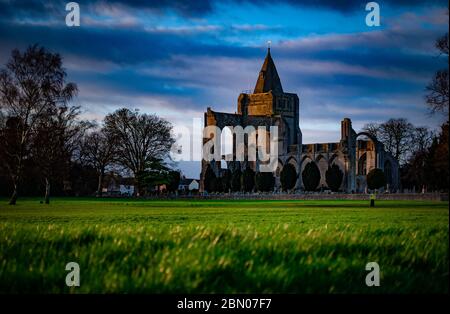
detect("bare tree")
[412,126,434,153]
[426,33,449,117]
[103,108,174,196]
[0,45,77,205]
[363,118,415,164]
[31,105,89,204]
[361,122,380,138]
[0,117,24,194]
[436,32,449,55]
[80,128,117,197]
[0,110,5,128]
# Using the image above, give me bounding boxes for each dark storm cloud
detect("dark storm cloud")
[1,12,443,78]
[1,14,445,116]
[0,0,447,20]
[259,0,447,12]
[0,20,259,66]
[0,0,49,17]
[294,49,442,77]
[0,1,446,114]
[0,0,213,19]
[72,69,202,96]
[97,0,449,16]
[105,0,214,16]
[100,0,449,15]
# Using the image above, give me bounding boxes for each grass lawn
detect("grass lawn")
[0,198,448,293]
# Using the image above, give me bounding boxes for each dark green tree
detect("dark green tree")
[211,176,223,193]
[231,168,242,192]
[255,171,275,192]
[413,122,449,192]
[367,168,386,190]
[280,163,297,191]
[166,170,181,192]
[221,169,232,192]
[203,164,216,192]
[135,158,171,195]
[325,164,343,192]
[241,167,255,192]
[302,162,320,191]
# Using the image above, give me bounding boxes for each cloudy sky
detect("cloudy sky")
[0,0,448,178]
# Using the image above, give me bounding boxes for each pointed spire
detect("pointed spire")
[254,47,283,94]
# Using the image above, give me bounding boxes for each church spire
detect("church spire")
[254,46,283,94]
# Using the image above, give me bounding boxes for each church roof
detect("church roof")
[254,48,283,94]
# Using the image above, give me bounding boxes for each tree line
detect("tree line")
[203,164,294,193]
[0,45,177,205]
[363,32,448,192]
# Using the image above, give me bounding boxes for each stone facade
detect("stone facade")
[200,49,399,193]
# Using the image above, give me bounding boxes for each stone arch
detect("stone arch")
[301,155,313,171]
[275,159,284,177]
[301,154,313,165]
[358,153,367,175]
[274,159,284,190]
[286,156,298,173]
[329,153,344,168]
[329,153,339,165]
[356,132,379,144]
[300,156,313,189]
[356,133,378,173]
[328,153,346,190]
[301,160,321,191]
[315,154,327,162]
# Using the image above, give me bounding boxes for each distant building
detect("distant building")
[200,48,399,193]
[178,178,199,191]
[103,175,135,196]
[154,184,167,192]
[119,181,135,196]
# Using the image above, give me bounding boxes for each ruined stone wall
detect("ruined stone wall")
[300,144,347,191]
[176,193,449,201]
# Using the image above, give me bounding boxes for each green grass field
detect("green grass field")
[0,198,448,293]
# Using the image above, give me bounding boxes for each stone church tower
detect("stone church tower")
[200,48,399,193]
[237,48,301,150]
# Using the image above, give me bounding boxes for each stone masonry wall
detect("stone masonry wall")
[175,193,448,201]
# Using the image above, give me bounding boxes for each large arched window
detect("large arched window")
[358,153,367,175]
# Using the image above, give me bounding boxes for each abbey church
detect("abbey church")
[200,49,399,193]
